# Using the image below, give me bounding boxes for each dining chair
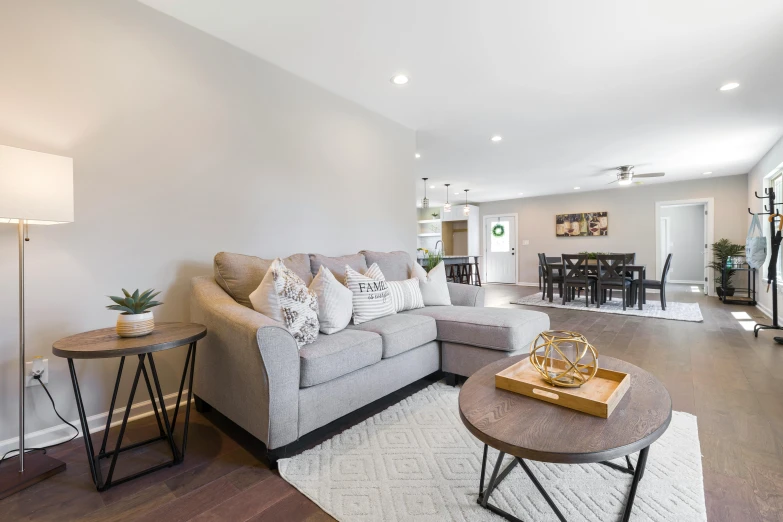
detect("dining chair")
[538,254,563,300]
[596,254,633,310]
[561,254,595,306]
[538,255,562,290]
[634,253,673,310]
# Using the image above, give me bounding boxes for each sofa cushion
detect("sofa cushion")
[361,250,414,281]
[299,329,382,388]
[347,313,437,358]
[214,252,312,308]
[309,253,368,284]
[403,306,549,352]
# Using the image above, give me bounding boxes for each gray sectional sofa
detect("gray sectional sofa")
[190,250,549,461]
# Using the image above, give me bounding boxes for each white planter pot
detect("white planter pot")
[116,311,155,338]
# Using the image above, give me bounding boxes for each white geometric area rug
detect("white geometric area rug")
[279,382,706,522]
[511,292,703,323]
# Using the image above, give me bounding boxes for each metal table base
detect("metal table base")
[66,342,197,491]
[476,443,650,522]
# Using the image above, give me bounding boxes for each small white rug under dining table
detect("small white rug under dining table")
[510,292,703,322]
[278,382,707,521]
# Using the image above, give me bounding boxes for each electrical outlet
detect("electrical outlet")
[25,357,49,387]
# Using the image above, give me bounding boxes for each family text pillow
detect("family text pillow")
[249,258,319,347]
[309,265,353,334]
[412,261,452,306]
[344,263,396,325]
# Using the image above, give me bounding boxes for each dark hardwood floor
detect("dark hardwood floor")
[4,283,782,521]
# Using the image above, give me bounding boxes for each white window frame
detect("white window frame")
[766,170,783,283]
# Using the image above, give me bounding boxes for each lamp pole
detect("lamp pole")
[18,220,25,472]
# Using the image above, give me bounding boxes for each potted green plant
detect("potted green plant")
[107,288,163,337]
[708,239,745,297]
[425,251,443,271]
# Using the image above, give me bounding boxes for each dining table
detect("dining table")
[545,261,647,310]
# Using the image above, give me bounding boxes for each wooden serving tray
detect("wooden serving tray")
[495,357,630,418]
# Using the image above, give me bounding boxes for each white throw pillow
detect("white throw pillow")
[388,278,425,312]
[412,261,452,306]
[344,263,396,325]
[309,266,353,334]
[249,258,319,347]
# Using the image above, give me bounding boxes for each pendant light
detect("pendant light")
[463,189,470,216]
[443,184,451,213]
[421,178,429,209]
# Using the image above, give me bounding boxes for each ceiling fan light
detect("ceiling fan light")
[618,178,632,186]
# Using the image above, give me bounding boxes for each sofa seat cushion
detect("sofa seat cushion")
[403,306,549,352]
[347,313,437,358]
[299,329,382,388]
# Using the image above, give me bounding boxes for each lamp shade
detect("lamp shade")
[0,145,73,224]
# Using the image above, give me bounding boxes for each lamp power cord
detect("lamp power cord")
[0,373,80,467]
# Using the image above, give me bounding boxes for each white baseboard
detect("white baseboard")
[756,302,773,319]
[0,389,190,457]
[516,282,540,287]
[669,280,704,285]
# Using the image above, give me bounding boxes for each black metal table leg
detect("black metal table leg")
[65,342,199,491]
[476,446,651,522]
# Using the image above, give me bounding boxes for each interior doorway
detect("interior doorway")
[483,214,518,284]
[655,198,714,296]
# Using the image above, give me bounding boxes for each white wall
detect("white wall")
[659,204,706,283]
[747,135,783,320]
[479,175,748,286]
[0,0,415,444]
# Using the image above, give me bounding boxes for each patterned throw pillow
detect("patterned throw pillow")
[249,258,319,347]
[344,263,396,325]
[309,266,353,334]
[387,278,425,312]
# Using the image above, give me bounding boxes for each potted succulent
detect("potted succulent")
[708,239,745,297]
[107,288,163,337]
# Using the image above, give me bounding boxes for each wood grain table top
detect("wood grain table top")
[52,322,207,359]
[459,355,671,464]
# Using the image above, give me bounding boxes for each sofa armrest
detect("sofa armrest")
[190,276,300,449]
[447,282,485,307]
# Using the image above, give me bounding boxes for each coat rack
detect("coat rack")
[748,187,783,337]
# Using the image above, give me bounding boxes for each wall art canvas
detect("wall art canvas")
[556,212,608,236]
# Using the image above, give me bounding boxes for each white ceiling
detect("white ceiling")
[141,0,783,204]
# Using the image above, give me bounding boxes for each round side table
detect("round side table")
[53,322,206,492]
[459,355,671,522]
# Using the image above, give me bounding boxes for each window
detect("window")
[767,170,783,281]
[490,220,510,252]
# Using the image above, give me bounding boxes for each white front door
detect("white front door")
[485,215,517,283]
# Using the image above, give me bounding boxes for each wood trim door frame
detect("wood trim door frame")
[654,198,715,296]
[482,213,519,284]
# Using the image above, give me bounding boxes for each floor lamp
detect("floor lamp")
[0,145,73,499]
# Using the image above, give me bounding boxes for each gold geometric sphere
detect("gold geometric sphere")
[529,330,598,388]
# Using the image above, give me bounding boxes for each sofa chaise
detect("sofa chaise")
[190,250,549,462]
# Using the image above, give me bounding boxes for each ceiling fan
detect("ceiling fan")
[607,165,665,186]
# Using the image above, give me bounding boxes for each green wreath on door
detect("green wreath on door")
[492,223,505,237]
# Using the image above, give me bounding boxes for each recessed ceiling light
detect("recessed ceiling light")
[703,171,712,175]
[415,153,420,159]
[430,185,435,189]
[574,187,581,190]
[491,135,503,142]
[518,192,524,195]
[455,192,460,195]
[391,74,409,85]
[719,82,739,91]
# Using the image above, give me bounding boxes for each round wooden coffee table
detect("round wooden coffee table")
[459,355,671,522]
[53,322,206,491]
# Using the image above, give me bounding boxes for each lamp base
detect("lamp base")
[0,450,66,500]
